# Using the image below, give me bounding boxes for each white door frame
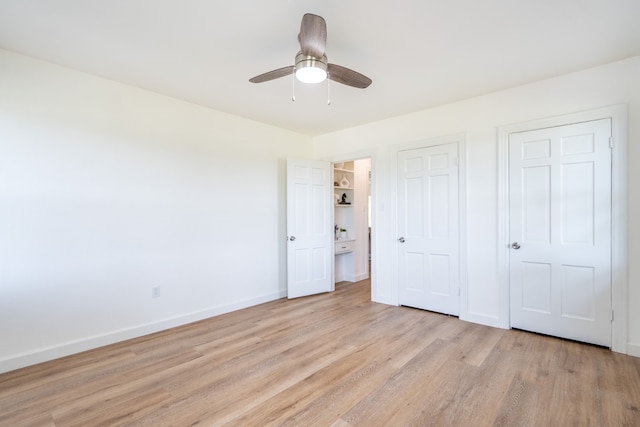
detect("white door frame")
[391,134,468,312]
[497,105,628,353]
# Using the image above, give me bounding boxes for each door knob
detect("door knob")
[289,236,296,241]
[511,242,520,250]
[398,237,406,243]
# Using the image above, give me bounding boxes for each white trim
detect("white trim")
[628,343,640,358]
[457,137,470,322]
[497,104,628,354]
[0,289,287,374]
[391,134,468,314]
[352,272,370,282]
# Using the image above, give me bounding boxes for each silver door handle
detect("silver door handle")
[289,236,296,241]
[398,237,406,243]
[511,242,520,250]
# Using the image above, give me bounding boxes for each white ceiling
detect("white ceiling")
[1,1,639,136]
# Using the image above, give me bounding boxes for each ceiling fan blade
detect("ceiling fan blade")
[249,66,295,83]
[298,13,327,58]
[327,64,372,89]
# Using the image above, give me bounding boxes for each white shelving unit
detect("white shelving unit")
[333,162,355,245]
[333,161,358,283]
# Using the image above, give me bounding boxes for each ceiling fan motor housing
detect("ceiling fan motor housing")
[295,52,328,83]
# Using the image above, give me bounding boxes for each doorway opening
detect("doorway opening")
[332,158,372,286]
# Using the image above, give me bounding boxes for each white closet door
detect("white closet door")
[398,143,459,316]
[509,119,612,346]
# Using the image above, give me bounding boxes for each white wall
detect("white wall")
[0,49,312,373]
[2,49,637,374]
[313,57,640,356]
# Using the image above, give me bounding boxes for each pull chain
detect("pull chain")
[291,68,296,102]
[291,69,333,105]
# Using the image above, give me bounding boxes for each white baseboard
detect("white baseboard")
[341,272,369,283]
[459,311,506,329]
[0,289,287,374]
[627,342,640,358]
[372,295,397,306]
[353,272,369,282]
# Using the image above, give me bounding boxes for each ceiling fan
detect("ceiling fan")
[249,13,372,89]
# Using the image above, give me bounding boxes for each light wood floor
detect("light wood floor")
[1,279,639,426]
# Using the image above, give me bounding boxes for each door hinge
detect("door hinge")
[609,136,614,149]
[458,288,461,296]
[611,309,614,322]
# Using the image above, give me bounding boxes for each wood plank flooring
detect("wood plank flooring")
[1,279,639,426]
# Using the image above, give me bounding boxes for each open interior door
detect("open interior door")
[287,159,333,298]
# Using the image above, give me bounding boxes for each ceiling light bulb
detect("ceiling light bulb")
[296,67,327,84]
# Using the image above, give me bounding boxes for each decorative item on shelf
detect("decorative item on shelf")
[339,228,348,240]
[339,174,350,188]
[334,162,344,169]
[334,193,340,205]
[338,193,351,205]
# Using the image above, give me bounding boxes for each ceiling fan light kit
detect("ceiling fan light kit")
[249,13,372,92]
[295,52,327,84]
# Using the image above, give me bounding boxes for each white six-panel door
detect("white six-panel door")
[286,159,333,299]
[509,119,612,346]
[398,143,459,315]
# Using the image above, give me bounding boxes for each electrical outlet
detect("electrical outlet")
[152,286,160,298]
